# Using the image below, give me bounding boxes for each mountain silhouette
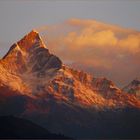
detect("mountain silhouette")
[0,116,69,139]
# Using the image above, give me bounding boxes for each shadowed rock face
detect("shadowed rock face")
[28,47,62,74]
[123,79,140,98]
[131,79,140,85]
[0,30,140,139]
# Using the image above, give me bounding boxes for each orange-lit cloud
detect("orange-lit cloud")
[38,19,140,87]
[65,29,117,48]
[118,34,140,54]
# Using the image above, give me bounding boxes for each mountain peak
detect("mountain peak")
[3,30,47,59]
[17,29,46,51]
[2,30,62,74]
[23,29,40,40]
[30,29,39,34]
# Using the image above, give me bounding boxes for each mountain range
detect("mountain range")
[0,30,140,138]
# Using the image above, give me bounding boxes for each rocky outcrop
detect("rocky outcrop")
[123,79,140,98]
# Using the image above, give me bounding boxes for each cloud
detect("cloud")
[118,34,140,54]
[39,19,140,87]
[65,29,118,47]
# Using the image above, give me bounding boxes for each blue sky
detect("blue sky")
[0,0,140,56]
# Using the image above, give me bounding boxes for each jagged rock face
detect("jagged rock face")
[0,30,62,93]
[46,66,140,108]
[123,79,140,98]
[2,30,62,73]
[0,30,140,138]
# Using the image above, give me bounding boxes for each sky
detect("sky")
[0,0,140,86]
[0,1,140,44]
